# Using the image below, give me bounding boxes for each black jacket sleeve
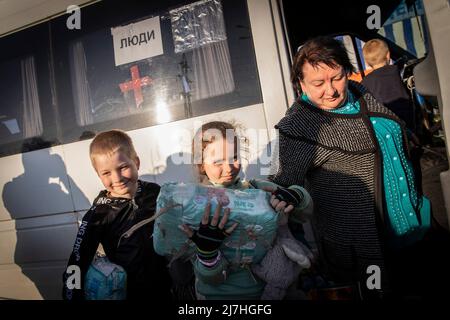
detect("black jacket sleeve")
[62,205,104,300]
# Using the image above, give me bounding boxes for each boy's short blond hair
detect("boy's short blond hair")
[89,130,138,168]
[362,39,389,68]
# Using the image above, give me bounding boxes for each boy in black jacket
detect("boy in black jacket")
[362,39,415,131]
[63,130,172,300]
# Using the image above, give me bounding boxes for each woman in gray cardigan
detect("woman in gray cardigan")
[270,36,432,299]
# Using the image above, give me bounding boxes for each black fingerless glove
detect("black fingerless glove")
[190,224,229,265]
[273,187,304,207]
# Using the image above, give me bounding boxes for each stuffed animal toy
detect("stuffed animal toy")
[251,220,314,300]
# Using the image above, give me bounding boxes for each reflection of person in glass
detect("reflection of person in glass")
[270,36,434,299]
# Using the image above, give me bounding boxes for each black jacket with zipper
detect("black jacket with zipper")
[62,180,172,300]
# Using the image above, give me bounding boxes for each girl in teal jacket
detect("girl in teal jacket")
[180,121,313,300]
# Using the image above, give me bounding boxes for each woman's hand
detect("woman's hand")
[181,202,238,264]
[263,186,303,214]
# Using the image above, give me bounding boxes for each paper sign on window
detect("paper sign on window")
[111,16,163,66]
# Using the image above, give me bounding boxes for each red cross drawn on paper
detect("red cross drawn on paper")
[119,65,152,108]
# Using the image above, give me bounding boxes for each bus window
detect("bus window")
[0,56,43,145]
[52,0,262,143]
[0,25,55,158]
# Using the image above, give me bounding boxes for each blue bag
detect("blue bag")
[84,254,127,300]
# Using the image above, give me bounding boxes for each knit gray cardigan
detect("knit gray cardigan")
[270,81,410,292]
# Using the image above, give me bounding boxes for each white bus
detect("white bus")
[0,0,448,299]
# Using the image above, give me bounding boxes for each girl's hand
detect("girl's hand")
[180,203,238,262]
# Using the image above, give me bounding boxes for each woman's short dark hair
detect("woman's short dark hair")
[291,36,355,94]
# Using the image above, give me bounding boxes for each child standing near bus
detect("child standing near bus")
[362,39,415,131]
[180,121,313,299]
[62,129,172,300]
